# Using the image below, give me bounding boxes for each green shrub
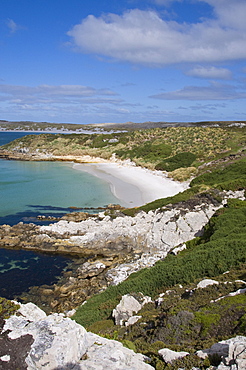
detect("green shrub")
[122,186,205,215]
[121,340,137,352]
[115,142,172,163]
[73,201,246,328]
[155,152,196,171]
[0,297,20,319]
[194,312,221,337]
[190,158,246,190]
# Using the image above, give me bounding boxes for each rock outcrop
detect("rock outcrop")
[196,336,246,370]
[2,301,245,369]
[158,348,189,363]
[112,293,152,326]
[0,190,244,313]
[1,302,153,369]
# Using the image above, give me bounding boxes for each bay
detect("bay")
[0,131,119,300]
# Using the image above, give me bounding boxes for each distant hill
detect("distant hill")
[1,119,246,132]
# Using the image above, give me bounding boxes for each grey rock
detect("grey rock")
[112,294,151,326]
[125,315,142,327]
[3,311,87,369]
[80,332,153,369]
[158,348,189,363]
[196,279,219,289]
[2,302,153,370]
[196,336,246,370]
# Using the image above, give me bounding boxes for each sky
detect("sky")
[0,0,246,125]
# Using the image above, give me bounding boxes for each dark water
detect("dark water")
[0,131,41,146]
[0,248,69,298]
[0,131,117,300]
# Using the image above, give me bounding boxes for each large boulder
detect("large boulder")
[158,348,189,363]
[3,311,87,369]
[112,293,152,326]
[79,332,153,370]
[196,336,246,370]
[196,279,219,289]
[1,302,153,370]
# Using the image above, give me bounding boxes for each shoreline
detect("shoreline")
[0,145,189,208]
[73,161,188,208]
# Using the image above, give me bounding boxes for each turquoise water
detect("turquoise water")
[0,131,119,299]
[0,132,119,224]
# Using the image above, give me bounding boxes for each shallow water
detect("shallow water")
[0,131,119,300]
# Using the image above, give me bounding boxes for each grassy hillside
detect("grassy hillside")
[1,124,246,369]
[73,199,246,369]
[73,199,246,327]
[2,126,246,170]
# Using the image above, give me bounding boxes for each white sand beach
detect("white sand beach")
[73,162,188,207]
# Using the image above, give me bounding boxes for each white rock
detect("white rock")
[3,312,87,369]
[2,302,153,370]
[197,336,246,370]
[125,315,142,327]
[213,288,246,302]
[158,348,189,363]
[80,332,153,370]
[197,279,219,289]
[0,355,10,362]
[171,244,187,255]
[65,309,76,317]
[40,190,244,286]
[16,301,47,321]
[112,294,151,326]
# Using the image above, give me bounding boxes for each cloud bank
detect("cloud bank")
[0,84,126,121]
[150,82,246,101]
[186,66,232,80]
[67,0,246,66]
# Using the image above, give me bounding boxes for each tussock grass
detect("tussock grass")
[73,200,246,328]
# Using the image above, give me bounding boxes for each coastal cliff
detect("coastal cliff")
[0,125,246,369]
[0,189,244,313]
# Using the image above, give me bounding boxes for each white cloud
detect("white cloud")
[151,0,182,5]
[0,84,130,123]
[6,19,18,33]
[67,2,246,66]
[0,83,125,116]
[150,82,246,100]
[199,0,246,30]
[6,18,24,34]
[0,84,118,101]
[187,66,232,79]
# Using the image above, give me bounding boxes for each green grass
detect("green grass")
[2,126,244,167]
[190,157,246,191]
[73,200,246,328]
[155,152,196,172]
[0,297,20,319]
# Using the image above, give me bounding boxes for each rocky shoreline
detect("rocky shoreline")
[0,148,115,163]
[0,189,244,313]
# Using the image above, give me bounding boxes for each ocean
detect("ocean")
[0,131,119,299]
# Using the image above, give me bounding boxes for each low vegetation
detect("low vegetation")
[1,122,246,369]
[73,199,246,325]
[0,297,19,320]
[73,199,246,368]
[2,125,245,168]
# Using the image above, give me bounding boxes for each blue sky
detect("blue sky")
[0,0,246,125]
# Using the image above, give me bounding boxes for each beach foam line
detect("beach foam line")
[73,162,188,208]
